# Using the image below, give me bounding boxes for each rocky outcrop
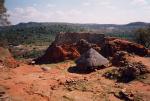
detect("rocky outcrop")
[35,44,80,64]
[101,37,149,57]
[35,39,102,64]
[35,34,149,64]
[53,32,105,45]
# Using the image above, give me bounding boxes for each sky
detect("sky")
[5,0,150,25]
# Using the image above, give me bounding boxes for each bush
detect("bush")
[135,27,150,48]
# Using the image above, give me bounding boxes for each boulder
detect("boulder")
[76,48,109,71]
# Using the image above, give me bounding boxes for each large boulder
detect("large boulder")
[76,48,109,71]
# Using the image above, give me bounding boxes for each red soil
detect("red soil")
[0,55,150,101]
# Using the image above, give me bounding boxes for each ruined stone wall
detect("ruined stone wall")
[53,32,105,45]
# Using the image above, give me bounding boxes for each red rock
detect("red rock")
[35,44,80,64]
[101,37,148,57]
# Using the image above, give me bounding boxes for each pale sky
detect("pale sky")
[5,0,150,24]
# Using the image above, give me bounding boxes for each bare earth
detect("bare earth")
[0,56,150,101]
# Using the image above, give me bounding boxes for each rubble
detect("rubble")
[101,37,149,57]
[104,62,149,83]
[112,51,131,66]
[114,88,134,101]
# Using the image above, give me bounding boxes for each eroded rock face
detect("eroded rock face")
[35,34,149,64]
[53,32,105,45]
[35,39,102,64]
[35,44,80,64]
[101,37,148,57]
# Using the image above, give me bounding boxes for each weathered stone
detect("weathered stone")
[76,48,109,71]
[53,32,105,45]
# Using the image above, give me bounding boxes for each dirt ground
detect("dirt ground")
[0,56,150,101]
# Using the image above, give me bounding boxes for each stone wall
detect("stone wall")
[53,32,105,45]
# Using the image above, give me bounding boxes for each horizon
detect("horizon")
[11,21,150,26]
[5,0,150,25]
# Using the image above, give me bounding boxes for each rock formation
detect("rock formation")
[35,33,149,64]
[101,37,149,57]
[35,44,80,64]
[53,32,105,45]
[35,39,101,64]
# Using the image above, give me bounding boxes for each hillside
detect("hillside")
[0,22,150,46]
[0,22,85,46]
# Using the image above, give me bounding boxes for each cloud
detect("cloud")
[98,1,116,9]
[8,7,53,24]
[131,0,148,6]
[83,2,91,6]
[8,6,85,24]
[7,0,150,24]
[47,4,56,8]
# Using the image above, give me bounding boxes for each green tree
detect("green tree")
[0,0,10,26]
[135,27,150,48]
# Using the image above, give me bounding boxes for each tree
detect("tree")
[0,0,10,26]
[135,27,150,48]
